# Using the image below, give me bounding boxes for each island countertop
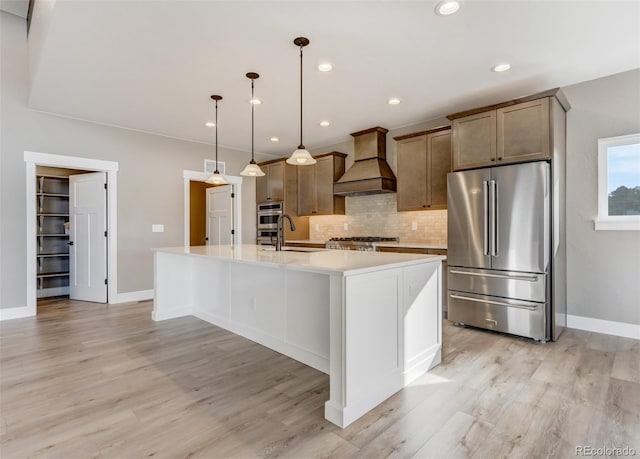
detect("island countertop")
[154,244,444,277]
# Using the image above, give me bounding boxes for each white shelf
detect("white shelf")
[37,272,70,278]
[37,174,70,298]
[37,193,69,197]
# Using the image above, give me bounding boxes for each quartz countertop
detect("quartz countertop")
[154,245,444,277]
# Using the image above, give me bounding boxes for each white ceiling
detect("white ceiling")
[27,1,640,158]
[0,0,28,18]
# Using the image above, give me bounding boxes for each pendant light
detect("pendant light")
[206,95,227,185]
[286,37,316,166]
[240,73,266,177]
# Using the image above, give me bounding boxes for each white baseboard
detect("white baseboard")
[567,314,640,340]
[114,289,154,304]
[0,306,35,321]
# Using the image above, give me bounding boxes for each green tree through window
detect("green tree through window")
[609,186,640,216]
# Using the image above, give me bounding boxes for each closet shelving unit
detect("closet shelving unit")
[36,175,70,298]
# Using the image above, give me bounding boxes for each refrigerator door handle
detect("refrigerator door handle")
[449,294,539,311]
[483,180,489,256]
[449,269,539,282]
[490,180,498,257]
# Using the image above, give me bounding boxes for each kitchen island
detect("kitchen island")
[153,245,444,428]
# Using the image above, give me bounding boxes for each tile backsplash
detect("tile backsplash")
[309,193,447,245]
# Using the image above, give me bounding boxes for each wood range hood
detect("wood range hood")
[333,126,397,197]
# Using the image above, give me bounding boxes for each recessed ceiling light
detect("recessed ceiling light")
[317,63,333,72]
[319,120,330,127]
[435,0,461,16]
[387,98,401,105]
[249,98,261,105]
[205,121,215,128]
[270,137,279,142]
[491,63,511,72]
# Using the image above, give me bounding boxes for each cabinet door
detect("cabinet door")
[268,161,285,202]
[452,111,496,170]
[315,156,335,215]
[427,130,451,209]
[298,163,317,215]
[497,98,550,164]
[397,135,428,211]
[256,173,269,203]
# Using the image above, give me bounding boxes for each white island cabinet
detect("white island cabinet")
[153,245,444,428]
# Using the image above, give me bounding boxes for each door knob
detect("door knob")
[66,241,74,245]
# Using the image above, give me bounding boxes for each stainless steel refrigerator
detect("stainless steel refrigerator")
[447,161,565,341]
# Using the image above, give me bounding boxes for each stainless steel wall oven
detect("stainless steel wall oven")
[257,202,283,244]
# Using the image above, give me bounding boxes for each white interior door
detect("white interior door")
[69,172,108,303]
[206,185,233,245]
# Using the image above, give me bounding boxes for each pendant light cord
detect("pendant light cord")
[215,99,219,173]
[298,44,304,150]
[251,79,255,162]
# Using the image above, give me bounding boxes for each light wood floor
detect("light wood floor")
[1,298,638,458]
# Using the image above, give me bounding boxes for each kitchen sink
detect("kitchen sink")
[260,247,325,253]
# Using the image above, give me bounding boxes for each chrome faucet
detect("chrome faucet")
[275,214,296,251]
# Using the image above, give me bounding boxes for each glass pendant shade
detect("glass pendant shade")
[287,37,315,167]
[286,148,316,165]
[240,161,265,177]
[206,170,227,185]
[241,72,265,177]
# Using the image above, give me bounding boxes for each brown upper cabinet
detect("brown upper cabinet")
[256,158,308,240]
[298,152,347,216]
[394,127,451,211]
[256,160,284,203]
[447,89,570,171]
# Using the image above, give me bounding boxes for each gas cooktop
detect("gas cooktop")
[328,237,399,242]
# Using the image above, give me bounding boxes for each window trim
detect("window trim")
[595,133,640,231]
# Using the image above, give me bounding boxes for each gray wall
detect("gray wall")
[1,11,257,307]
[563,68,640,325]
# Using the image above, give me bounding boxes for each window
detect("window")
[596,133,640,230]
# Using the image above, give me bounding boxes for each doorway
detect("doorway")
[25,151,118,316]
[189,180,215,246]
[183,170,242,247]
[35,166,108,303]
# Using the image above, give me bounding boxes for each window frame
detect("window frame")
[595,133,640,231]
